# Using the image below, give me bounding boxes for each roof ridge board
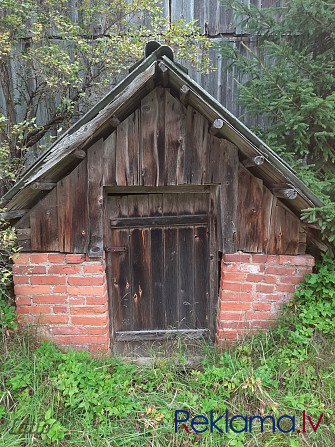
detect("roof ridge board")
[160,55,324,208]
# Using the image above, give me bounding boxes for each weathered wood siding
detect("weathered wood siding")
[15,86,302,257]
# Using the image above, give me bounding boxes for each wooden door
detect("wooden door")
[105,190,213,347]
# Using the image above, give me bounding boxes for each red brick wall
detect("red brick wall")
[216,253,315,344]
[13,253,110,353]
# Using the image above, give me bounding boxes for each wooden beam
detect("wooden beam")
[270,184,298,200]
[111,214,208,229]
[30,182,56,190]
[115,328,209,342]
[158,61,169,87]
[242,155,265,167]
[72,149,86,159]
[209,118,224,136]
[16,228,31,240]
[0,209,29,220]
[180,84,190,105]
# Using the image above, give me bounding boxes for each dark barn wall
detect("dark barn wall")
[15,86,303,258]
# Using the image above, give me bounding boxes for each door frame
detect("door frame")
[103,185,219,345]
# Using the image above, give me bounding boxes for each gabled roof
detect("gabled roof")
[1,41,324,216]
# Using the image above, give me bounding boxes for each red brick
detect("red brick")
[265,266,296,275]
[48,254,65,263]
[30,254,48,263]
[218,312,245,321]
[219,291,253,302]
[68,285,107,296]
[255,293,284,301]
[86,296,107,305]
[54,285,67,293]
[16,296,31,305]
[222,282,253,292]
[13,275,30,284]
[69,297,85,305]
[226,321,251,329]
[32,295,67,304]
[256,284,275,293]
[83,264,105,274]
[67,276,104,286]
[246,274,264,283]
[216,330,237,339]
[223,253,251,262]
[17,315,34,324]
[48,265,82,274]
[52,335,71,344]
[53,326,87,335]
[279,255,314,267]
[71,335,108,344]
[13,254,30,264]
[276,284,296,293]
[53,306,68,314]
[251,254,268,263]
[13,265,46,274]
[220,302,251,311]
[31,276,66,285]
[250,320,277,329]
[14,285,50,295]
[253,302,271,311]
[66,254,86,264]
[89,344,109,353]
[279,276,304,285]
[85,255,103,262]
[246,311,277,320]
[266,255,280,264]
[221,272,246,282]
[87,325,109,335]
[37,315,69,324]
[17,305,52,315]
[71,315,109,326]
[70,304,108,315]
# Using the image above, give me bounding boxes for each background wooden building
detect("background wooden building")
[2,43,322,353]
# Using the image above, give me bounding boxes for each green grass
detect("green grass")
[0,318,334,447]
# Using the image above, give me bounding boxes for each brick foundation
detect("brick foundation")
[13,252,110,353]
[13,251,315,352]
[216,253,315,344]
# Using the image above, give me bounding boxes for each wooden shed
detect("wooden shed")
[2,42,325,353]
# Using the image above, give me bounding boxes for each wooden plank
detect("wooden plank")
[164,226,179,328]
[0,209,29,220]
[110,214,208,228]
[262,185,274,254]
[219,140,239,253]
[130,228,152,330]
[57,174,71,252]
[16,229,31,240]
[115,328,209,342]
[30,188,58,251]
[149,194,164,329]
[107,196,131,332]
[209,186,219,337]
[140,88,165,186]
[237,167,264,252]
[87,138,104,257]
[70,160,88,253]
[103,131,116,186]
[164,90,186,185]
[194,225,209,328]
[267,202,300,255]
[115,110,140,186]
[184,106,209,184]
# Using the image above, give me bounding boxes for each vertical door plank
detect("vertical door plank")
[165,90,186,185]
[130,228,152,330]
[103,130,116,186]
[87,138,104,257]
[177,193,195,329]
[108,196,131,332]
[30,188,59,251]
[149,194,164,329]
[164,226,179,328]
[194,225,209,328]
